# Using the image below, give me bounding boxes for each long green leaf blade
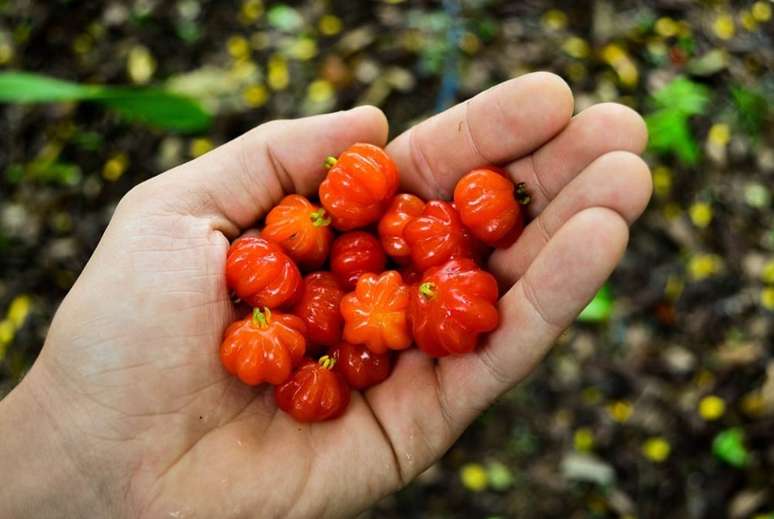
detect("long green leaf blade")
[0,72,91,102]
[90,87,212,133]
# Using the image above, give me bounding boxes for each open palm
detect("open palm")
[15,73,651,518]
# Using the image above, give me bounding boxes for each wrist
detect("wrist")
[0,367,113,518]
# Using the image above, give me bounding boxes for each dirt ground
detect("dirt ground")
[1,1,773,517]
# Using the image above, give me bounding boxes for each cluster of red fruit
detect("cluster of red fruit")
[221,143,529,422]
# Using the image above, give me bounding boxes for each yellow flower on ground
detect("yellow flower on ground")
[652,166,672,198]
[761,260,774,284]
[190,138,214,158]
[655,17,679,38]
[307,79,333,104]
[268,54,289,91]
[761,287,774,311]
[752,1,771,22]
[240,0,263,24]
[319,14,342,36]
[713,14,735,40]
[542,9,568,30]
[127,45,156,84]
[562,36,590,59]
[699,395,726,421]
[0,319,15,345]
[7,294,32,329]
[608,400,633,423]
[708,123,730,147]
[243,84,269,108]
[227,35,251,60]
[574,427,594,452]
[642,437,671,462]
[740,10,758,31]
[102,153,128,182]
[601,43,638,87]
[289,37,317,61]
[689,202,713,228]
[688,254,722,281]
[460,463,488,492]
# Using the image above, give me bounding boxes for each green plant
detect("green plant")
[645,76,710,165]
[578,284,615,323]
[0,72,211,133]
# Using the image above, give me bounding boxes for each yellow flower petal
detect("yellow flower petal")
[574,427,594,452]
[608,400,633,423]
[7,294,32,329]
[127,45,156,84]
[655,17,679,38]
[689,202,713,228]
[102,153,129,182]
[460,463,488,492]
[713,14,735,40]
[699,395,726,421]
[642,437,671,462]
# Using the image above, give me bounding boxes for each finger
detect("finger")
[506,102,648,216]
[386,72,573,199]
[438,207,629,425]
[144,106,388,234]
[490,150,651,285]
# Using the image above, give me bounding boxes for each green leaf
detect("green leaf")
[90,87,211,133]
[0,72,90,102]
[712,428,750,468]
[731,86,769,136]
[646,109,700,165]
[267,4,303,31]
[650,76,710,116]
[0,72,212,133]
[578,284,614,322]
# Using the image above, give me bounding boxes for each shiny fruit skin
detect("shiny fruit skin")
[319,143,399,230]
[330,342,392,390]
[330,231,387,290]
[377,193,426,265]
[262,194,333,269]
[226,236,302,308]
[409,258,499,357]
[220,308,307,385]
[403,201,479,272]
[453,167,524,247]
[291,272,344,352]
[275,356,351,422]
[340,271,411,354]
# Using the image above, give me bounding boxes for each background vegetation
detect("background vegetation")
[1,1,773,517]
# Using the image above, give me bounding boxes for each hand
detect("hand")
[0,73,650,518]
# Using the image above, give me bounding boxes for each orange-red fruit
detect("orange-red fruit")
[340,271,411,354]
[262,194,334,269]
[275,356,351,422]
[291,272,345,352]
[319,143,399,230]
[453,167,524,247]
[226,236,302,308]
[330,231,387,291]
[403,200,480,272]
[409,258,499,357]
[378,193,426,264]
[330,342,392,390]
[220,308,306,385]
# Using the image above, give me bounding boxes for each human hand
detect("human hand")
[0,73,650,518]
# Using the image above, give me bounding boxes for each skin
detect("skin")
[0,72,651,518]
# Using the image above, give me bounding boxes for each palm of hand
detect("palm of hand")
[27,74,650,518]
